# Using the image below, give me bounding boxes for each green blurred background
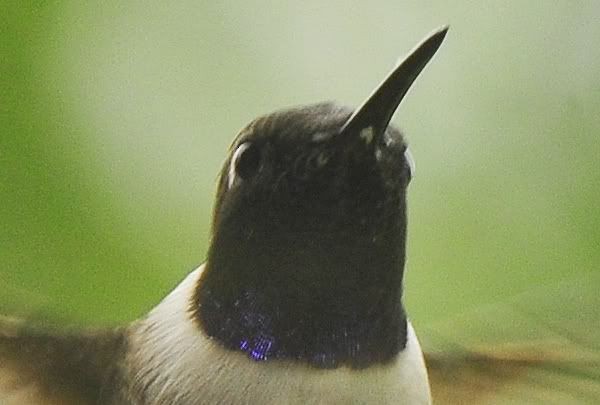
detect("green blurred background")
[1,1,599,351]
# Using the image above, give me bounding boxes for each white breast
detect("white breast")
[126,267,431,405]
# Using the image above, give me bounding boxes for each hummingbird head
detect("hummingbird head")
[213,102,411,251]
[194,27,448,368]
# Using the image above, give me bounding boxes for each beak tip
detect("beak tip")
[432,25,450,41]
[438,25,450,35]
[421,25,450,56]
[340,26,449,138]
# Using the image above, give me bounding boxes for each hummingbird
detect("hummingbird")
[1,26,598,405]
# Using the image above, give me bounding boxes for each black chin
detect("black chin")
[194,177,409,368]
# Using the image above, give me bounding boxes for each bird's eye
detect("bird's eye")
[404,147,415,182]
[228,142,262,188]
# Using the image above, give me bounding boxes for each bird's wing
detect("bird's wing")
[426,344,600,404]
[0,316,126,405]
[422,275,600,404]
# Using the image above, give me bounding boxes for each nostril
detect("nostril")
[293,150,329,180]
[307,150,329,171]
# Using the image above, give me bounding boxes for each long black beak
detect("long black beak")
[339,26,448,140]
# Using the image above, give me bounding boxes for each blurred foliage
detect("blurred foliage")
[1,0,599,355]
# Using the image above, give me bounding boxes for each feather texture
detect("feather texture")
[2,273,600,404]
[0,272,600,405]
[0,316,126,405]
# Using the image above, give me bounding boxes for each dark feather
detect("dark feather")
[0,316,127,405]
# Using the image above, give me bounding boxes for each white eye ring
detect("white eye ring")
[228,143,251,189]
[404,147,415,179]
